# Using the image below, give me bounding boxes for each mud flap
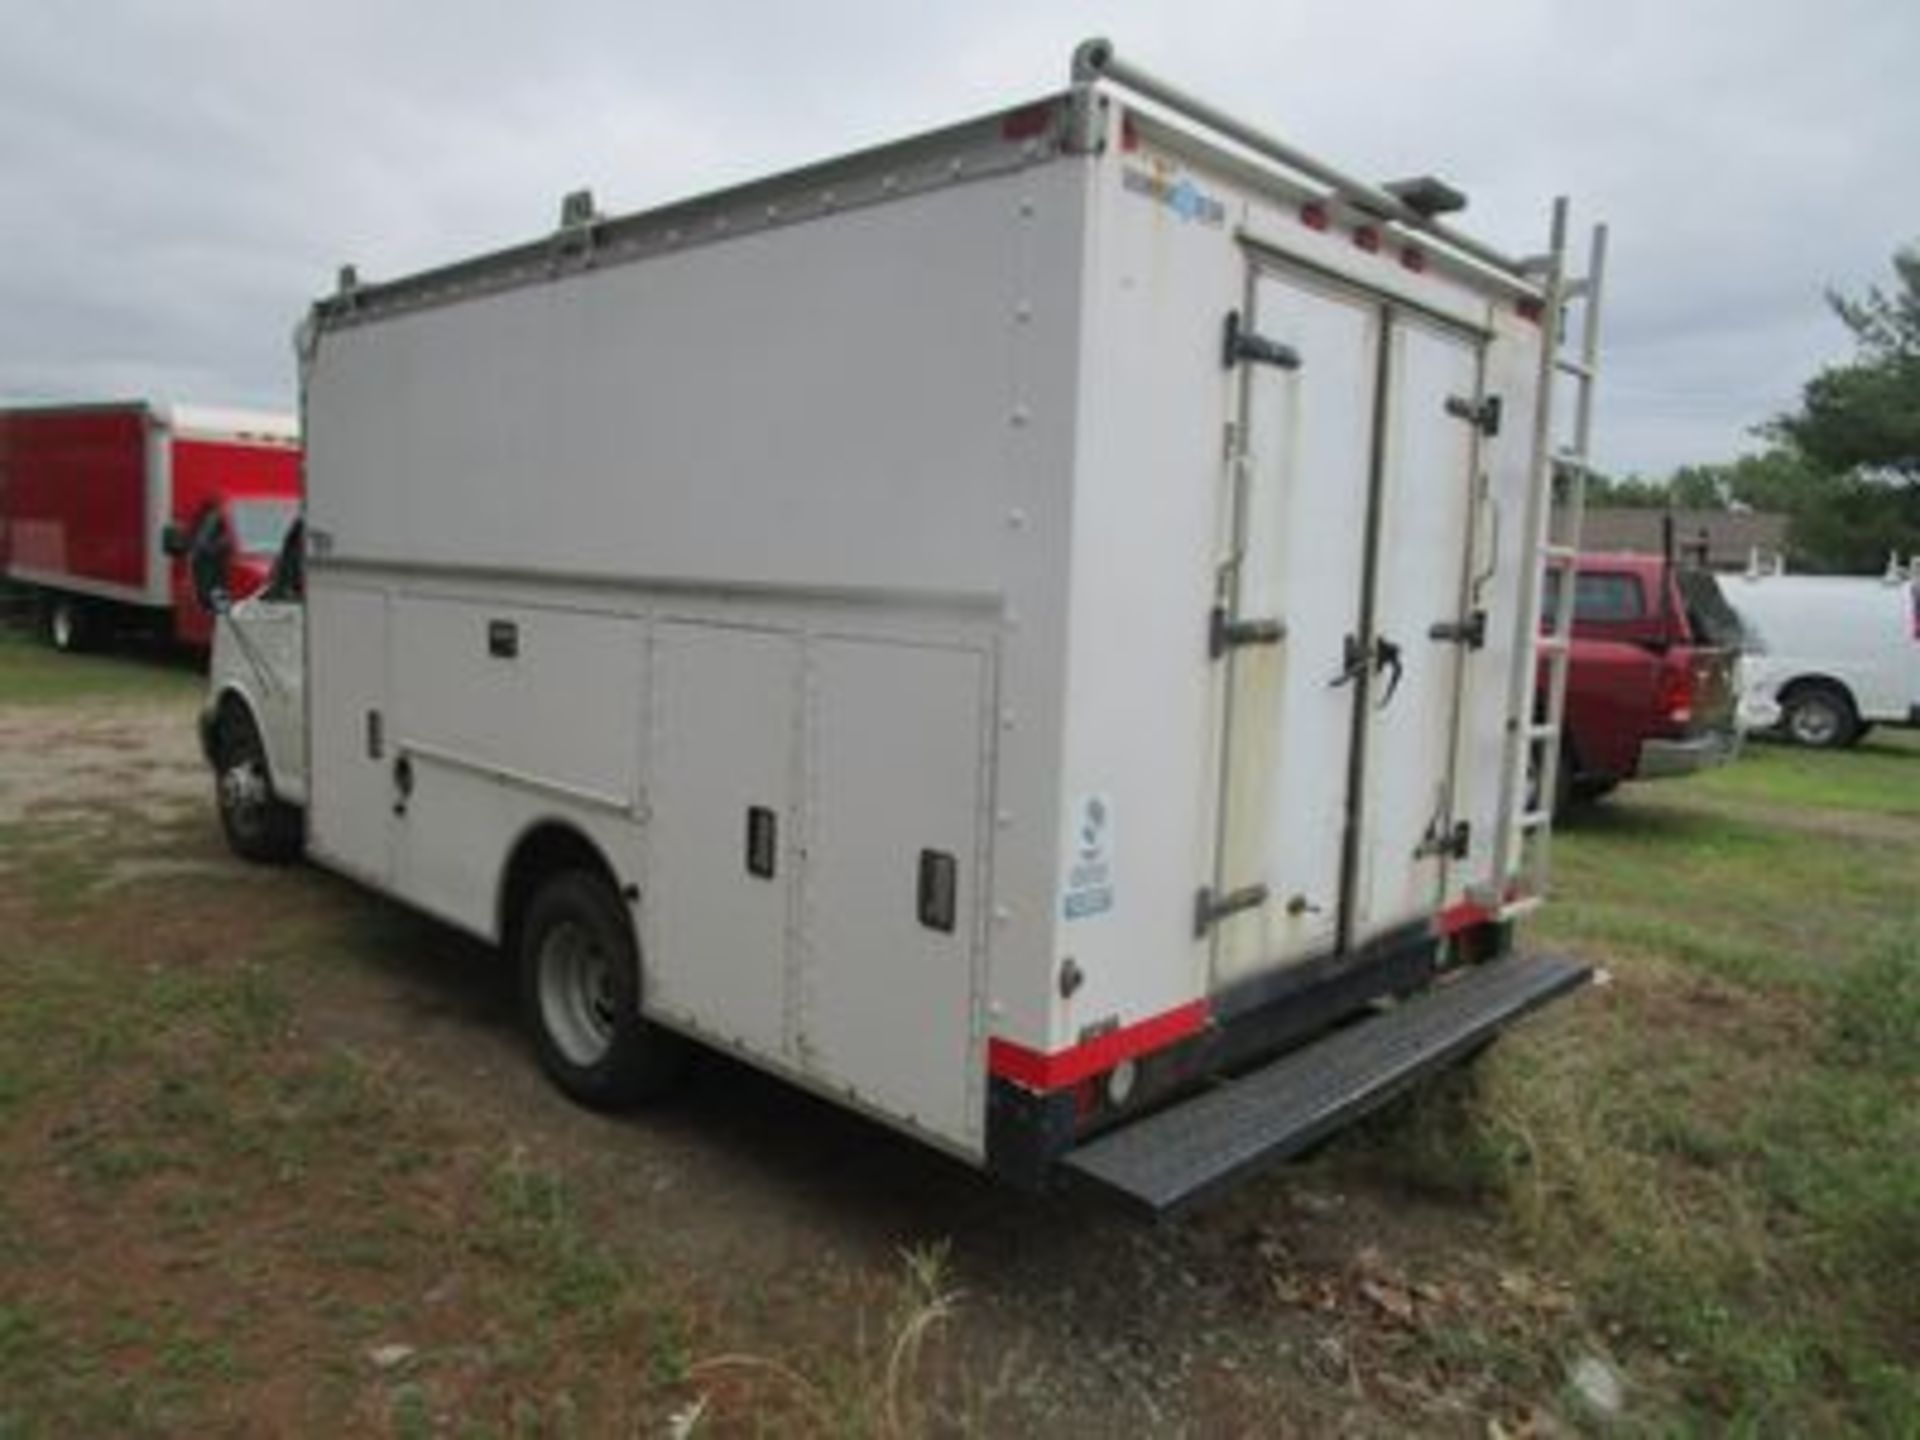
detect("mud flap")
[1063,951,1590,1217]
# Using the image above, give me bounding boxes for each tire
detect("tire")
[1779,684,1858,750]
[213,706,304,863]
[1525,739,1577,821]
[517,870,686,1110]
[44,595,89,653]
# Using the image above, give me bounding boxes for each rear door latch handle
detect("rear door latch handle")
[1330,633,1403,706]
[1374,635,1404,708]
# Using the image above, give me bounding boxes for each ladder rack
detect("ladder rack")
[1490,199,1609,918]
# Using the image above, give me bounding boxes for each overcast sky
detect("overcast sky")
[1,0,1912,477]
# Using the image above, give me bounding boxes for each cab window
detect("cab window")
[1543,570,1647,628]
[260,519,304,603]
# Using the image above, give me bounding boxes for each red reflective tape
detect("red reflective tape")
[1436,900,1491,937]
[988,1000,1210,1092]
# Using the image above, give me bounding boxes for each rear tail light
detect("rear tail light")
[1658,659,1695,727]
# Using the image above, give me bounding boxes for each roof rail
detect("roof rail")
[1070,38,1534,283]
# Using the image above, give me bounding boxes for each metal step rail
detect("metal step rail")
[1491,200,1609,918]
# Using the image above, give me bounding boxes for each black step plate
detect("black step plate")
[1064,951,1590,1217]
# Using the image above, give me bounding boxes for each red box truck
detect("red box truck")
[0,400,300,649]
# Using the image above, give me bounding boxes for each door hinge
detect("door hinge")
[1445,393,1502,436]
[1223,310,1302,371]
[1428,609,1487,649]
[1209,605,1286,659]
[1194,882,1270,937]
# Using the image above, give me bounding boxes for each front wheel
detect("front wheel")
[518,871,686,1110]
[214,708,304,863]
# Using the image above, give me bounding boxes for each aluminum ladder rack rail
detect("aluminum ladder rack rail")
[1063,951,1591,1217]
[1489,199,1610,918]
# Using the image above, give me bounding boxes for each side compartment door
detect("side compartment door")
[1212,269,1380,987]
[306,579,392,886]
[646,622,798,1063]
[1353,316,1484,938]
[802,639,988,1153]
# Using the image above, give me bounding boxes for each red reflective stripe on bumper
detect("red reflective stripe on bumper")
[1436,901,1491,936]
[987,1000,1210,1092]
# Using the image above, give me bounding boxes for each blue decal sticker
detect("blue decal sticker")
[1121,166,1226,228]
[1062,792,1115,920]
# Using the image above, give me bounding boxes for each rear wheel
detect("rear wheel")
[1779,684,1858,750]
[517,870,685,1110]
[214,707,303,862]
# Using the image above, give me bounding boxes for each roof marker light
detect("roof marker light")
[1300,201,1330,231]
[1353,226,1381,253]
[1001,103,1053,142]
[1401,245,1427,273]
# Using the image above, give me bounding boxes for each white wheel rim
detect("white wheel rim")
[538,920,619,1067]
[1791,701,1838,746]
[220,757,269,837]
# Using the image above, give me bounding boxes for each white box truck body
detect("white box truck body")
[206,43,1595,1211]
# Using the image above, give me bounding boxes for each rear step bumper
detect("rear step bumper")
[1062,951,1590,1218]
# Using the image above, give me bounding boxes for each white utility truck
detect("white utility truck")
[202,41,1605,1213]
[1730,556,1919,749]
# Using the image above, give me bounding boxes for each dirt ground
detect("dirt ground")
[0,680,1676,1435]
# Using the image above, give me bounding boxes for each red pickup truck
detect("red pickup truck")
[1543,552,1742,813]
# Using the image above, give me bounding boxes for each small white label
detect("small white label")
[1061,792,1115,921]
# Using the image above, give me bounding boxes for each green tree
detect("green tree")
[1761,244,1920,569]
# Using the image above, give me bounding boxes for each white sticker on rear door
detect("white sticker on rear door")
[1061,792,1115,920]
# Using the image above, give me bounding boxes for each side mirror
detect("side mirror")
[161,521,189,557]
[188,524,232,615]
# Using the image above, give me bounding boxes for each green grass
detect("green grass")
[1349,730,1920,1433]
[0,625,201,705]
[5,647,1915,1434]
[1687,726,1920,817]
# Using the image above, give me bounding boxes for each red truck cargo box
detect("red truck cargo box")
[0,401,300,646]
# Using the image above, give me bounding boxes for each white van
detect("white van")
[1730,560,1919,748]
[197,40,1603,1213]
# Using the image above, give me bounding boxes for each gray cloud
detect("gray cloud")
[2,0,1912,476]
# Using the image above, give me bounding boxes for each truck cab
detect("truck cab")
[166,493,300,645]
[1543,552,1742,811]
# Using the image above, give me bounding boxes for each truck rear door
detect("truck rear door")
[1210,261,1482,992]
